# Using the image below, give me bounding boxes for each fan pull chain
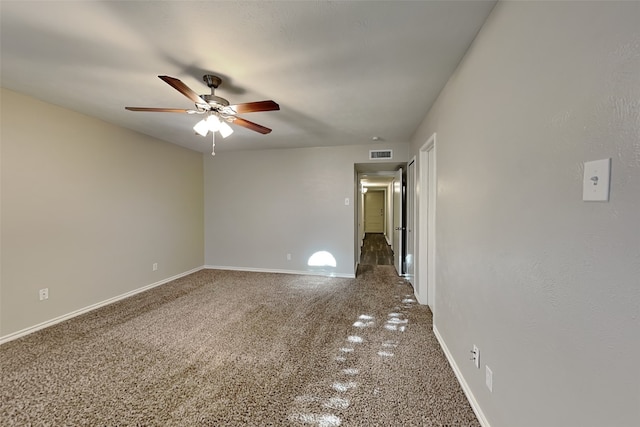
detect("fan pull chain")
[211,132,216,156]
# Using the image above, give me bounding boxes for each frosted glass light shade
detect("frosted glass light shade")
[219,121,234,138]
[206,115,221,132]
[193,119,209,136]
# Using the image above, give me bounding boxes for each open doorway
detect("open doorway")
[354,162,406,276]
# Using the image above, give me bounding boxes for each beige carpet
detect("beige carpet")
[0,266,480,426]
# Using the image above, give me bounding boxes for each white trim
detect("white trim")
[0,266,204,345]
[433,325,491,427]
[204,265,355,279]
[418,133,437,309]
[405,157,417,286]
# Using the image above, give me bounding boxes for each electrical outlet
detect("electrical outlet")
[471,345,480,368]
[287,253,292,261]
[152,263,158,271]
[39,288,49,301]
[486,365,493,392]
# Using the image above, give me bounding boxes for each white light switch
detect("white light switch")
[583,158,611,201]
[345,198,350,206]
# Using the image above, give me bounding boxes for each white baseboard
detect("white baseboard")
[204,265,355,279]
[0,266,204,345]
[433,324,491,427]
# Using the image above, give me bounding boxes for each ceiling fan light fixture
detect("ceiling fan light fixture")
[193,118,209,136]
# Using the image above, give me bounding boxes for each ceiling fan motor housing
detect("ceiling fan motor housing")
[201,75,229,107]
[202,94,229,107]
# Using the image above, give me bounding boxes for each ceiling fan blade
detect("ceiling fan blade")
[232,117,272,134]
[158,75,207,106]
[228,100,280,114]
[125,107,192,113]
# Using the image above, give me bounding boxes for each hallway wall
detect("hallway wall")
[410,2,640,426]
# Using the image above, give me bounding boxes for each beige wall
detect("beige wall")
[1,88,204,337]
[410,2,640,426]
[204,143,408,277]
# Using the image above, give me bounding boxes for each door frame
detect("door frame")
[354,164,407,276]
[418,133,437,310]
[392,167,404,275]
[404,158,416,285]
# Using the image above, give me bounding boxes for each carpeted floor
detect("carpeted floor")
[0,266,479,426]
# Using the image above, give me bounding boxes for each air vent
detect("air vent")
[369,149,393,160]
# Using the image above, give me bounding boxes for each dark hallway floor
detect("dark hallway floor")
[359,233,394,266]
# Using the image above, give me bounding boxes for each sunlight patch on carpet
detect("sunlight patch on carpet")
[353,320,374,328]
[295,395,319,404]
[323,397,350,410]
[332,381,357,392]
[289,413,341,426]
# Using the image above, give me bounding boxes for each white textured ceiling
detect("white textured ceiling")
[1,1,496,154]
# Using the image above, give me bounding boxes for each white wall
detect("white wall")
[1,89,204,338]
[204,143,408,277]
[410,2,640,427]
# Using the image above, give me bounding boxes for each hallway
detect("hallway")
[359,232,394,266]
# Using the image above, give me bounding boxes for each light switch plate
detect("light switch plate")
[583,158,611,201]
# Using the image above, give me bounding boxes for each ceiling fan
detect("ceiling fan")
[126,75,279,155]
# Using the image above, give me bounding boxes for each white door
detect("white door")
[392,168,403,275]
[364,191,384,233]
[405,159,416,284]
